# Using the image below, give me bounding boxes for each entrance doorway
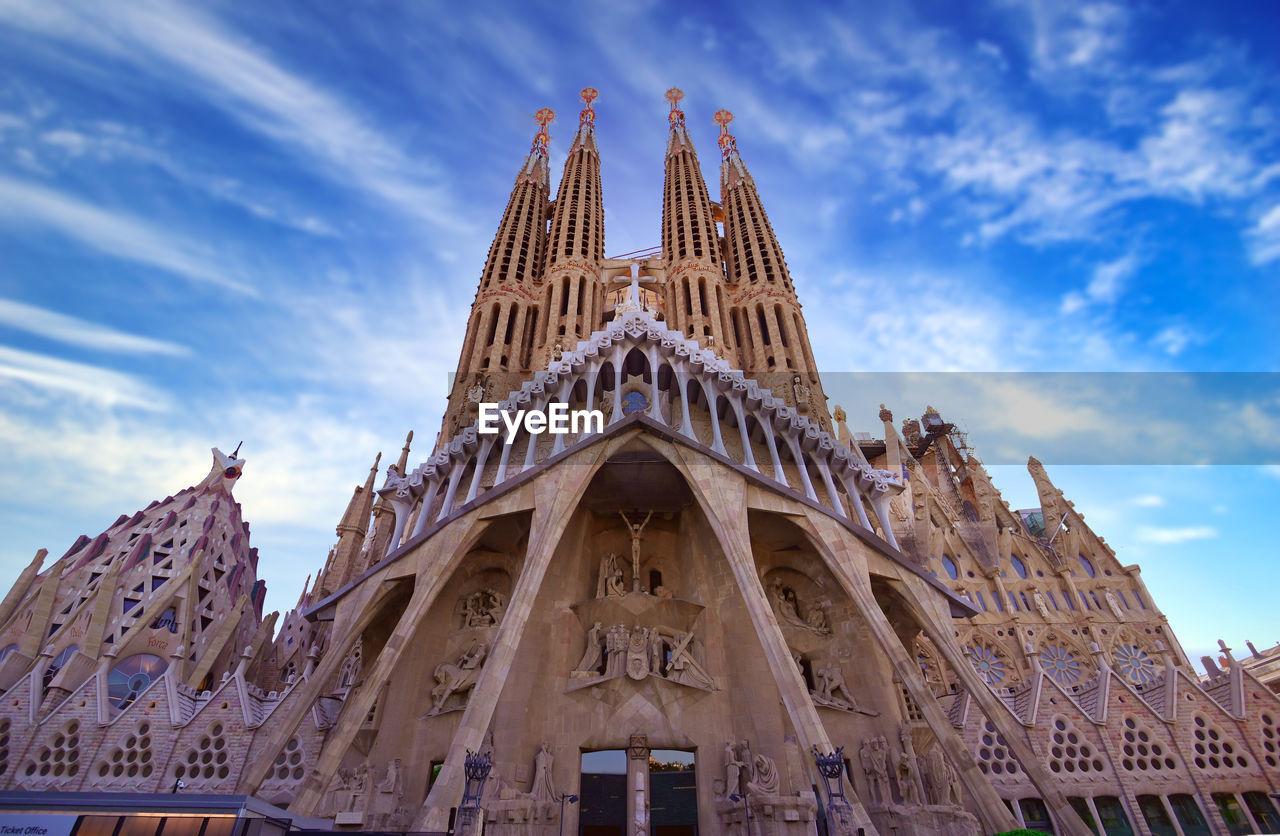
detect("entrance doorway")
[649,749,697,836]
[580,750,627,836]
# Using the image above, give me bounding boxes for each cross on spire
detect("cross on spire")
[714,108,737,156]
[579,87,599,126]
[531,107,556,155]
[665,87,685,127]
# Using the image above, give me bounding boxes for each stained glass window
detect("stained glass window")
[108,654,168,710]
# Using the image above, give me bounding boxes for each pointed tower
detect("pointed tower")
[442,109,556,439]
[717,110,831,429]
[315,452,381,598]
[0,448,265,712]
[540,88,605,358]
[660,87,734,358]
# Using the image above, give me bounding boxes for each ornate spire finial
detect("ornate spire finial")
[665,87,685,127]
[531,107,556,155]
[578,87,598,126]
[714,108,737,156]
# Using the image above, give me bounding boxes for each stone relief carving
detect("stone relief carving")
[429,643,488,715]
[461,588,507,628]
[812,661,864,712]
[1033,590,1051,620]
[745,753,779,796]
[596,553,627,598]
[378,758,403,797]
[1105,589,1125,620]
[572,623,714,690]
[769,577,831,635]
[860,736,889,804]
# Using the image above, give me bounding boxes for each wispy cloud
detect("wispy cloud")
[0,175,253,293]
[0,346,168,409]
[1248,203,1280,265]
[1061,250,1144,313]
[1136,525,1218,544]
[0,298,189,356]
[0,0,470,235]
[1132,494,1165,507]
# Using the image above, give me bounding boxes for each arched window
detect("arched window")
[941,555,959,580]
[1010,555,1028,579]
[1078,554,1096,578]
[43,645,79,689]
[107,654,168,710]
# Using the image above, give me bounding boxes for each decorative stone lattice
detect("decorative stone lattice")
[1262,712,1279,769]
[23,719,80,780]
[96,720,155,780]
[1047,716,1103,776]
[173,722,231,783]
[266,736,306,787]
[1192,714,1248,772]
[1112,644,1158,686]
[1040,645,1083,686]
[1120,716,1175,773]
[975,720,1020,777]
[966,644,1006,687]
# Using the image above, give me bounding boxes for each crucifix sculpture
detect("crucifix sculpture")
[611,261,655,313]
[619,510,653,593]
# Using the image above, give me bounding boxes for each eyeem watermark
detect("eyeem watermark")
[478,403,605,444]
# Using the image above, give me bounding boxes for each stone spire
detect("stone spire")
[660,88,733,358]
[540,88,605,360]
[442,109,556,439]
[319,452,381,597]
[717,109,830,429]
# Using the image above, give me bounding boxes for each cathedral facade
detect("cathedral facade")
[0,89,1278,836]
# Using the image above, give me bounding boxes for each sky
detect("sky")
[0,0,1277,670]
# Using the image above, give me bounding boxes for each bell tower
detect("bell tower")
[717,109,830,428]
[540,88,606,361]
[442,108,555,438]
[660,88,734,360]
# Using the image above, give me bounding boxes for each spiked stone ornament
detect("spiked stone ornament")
[532,107,556,155]
[579,86,598,125]
[665,86,685,126]
[714,108,738,156]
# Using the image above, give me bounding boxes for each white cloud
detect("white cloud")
[1135,525,1218,544]
[0,0,470,235]
[1248,203,1280,265]
[1152,324,1198,356]
[0,175,253,293]
[1061,251,1143,313]
[0,298,189,356]
[0,346,169,410]
[1132,494,1164,507]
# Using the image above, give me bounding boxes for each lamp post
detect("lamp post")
[458,749,492,835]
[811,746,850,831]
[557,793,579,836]
[729,792,751,834]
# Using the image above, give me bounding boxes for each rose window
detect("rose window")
[1040,645,1082,686]
[1112,644,1158,686]
[967,645,1006,686]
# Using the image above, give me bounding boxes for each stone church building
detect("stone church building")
[0,89,1277,836]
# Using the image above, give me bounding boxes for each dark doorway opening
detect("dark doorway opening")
[580,750,626,836]
[650,749,697,836]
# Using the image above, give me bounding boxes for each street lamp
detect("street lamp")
[729,792,751,834]
[557,793,579,836]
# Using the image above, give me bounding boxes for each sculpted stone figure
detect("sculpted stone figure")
[572,622,604,677]
[462,588,506,628]
[860,738,887,803]
[1105,589,1125,620]
[1033,590,1051,620]
[746,753,779,796]
[924,747,959,806]
[430,643,487,714]
[666,631,715,690]
[814,661,860,711]
[598,553,627,598]
[605,624,629,678]
[530,742,556,802]
[895,728,922,805]
[723,739,744,797]
[378,758,402,797]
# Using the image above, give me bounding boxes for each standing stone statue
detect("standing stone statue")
[1033,591,1051,620]
[723,739,745,797]
[378,758,403,797]
[895,729,922,805]
[530,742,556,802]
[860,738,886,803]
[1105,589,1125,620]
[648,628,665,676]
[605,624,629,678]
[572,622,604,677]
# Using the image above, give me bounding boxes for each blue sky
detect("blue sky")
[0,0,1277,669]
